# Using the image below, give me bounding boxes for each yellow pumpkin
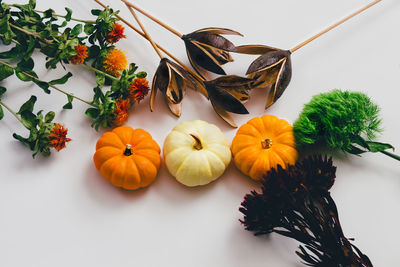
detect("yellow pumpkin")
[93,126,161,190]
[231,115,298,181]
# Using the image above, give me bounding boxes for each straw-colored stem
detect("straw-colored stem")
[121,0,183,38]
[290,0,382,53]
[0,100,23,124]
[124,4,163,59]
[93,0,204,82]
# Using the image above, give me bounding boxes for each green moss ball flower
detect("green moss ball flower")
[293,89,399,161]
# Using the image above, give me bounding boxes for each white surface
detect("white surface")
[1,0,400,266]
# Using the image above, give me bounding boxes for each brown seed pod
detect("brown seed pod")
[150,58,205,116]
[182,28,243,78]
[237,45,292,109]
[204,75,252,127]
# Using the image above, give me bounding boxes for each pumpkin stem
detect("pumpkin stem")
[124,144,133,156]
[190,134,203,150]
[261,138,273,149]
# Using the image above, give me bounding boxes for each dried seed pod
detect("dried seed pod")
[150,58,204,116]
[237,45,292,109]
[204,75,252,127]
[182,28,243,78]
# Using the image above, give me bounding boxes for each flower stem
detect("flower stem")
[380,150,400,161]
[290,0,382,53]
[121,0,183,38]
[0,100,23,124]
[9,23,53,45]
[0,34,21,45]
[124,3,163,59]
[0,59,96,107]
[84,63,119,81]
[32,9,96,24]
[93,0,204,83]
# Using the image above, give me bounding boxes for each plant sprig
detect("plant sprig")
[0,0,150,157]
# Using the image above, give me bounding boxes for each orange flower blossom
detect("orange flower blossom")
[48,124,72,152]
[70,44,88,65]
[103,48,128,77]
[129,78,150,103]
[106,23,126,44]
[113,99,131,126]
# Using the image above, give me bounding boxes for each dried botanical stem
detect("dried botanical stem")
[124,4,163,59]
[121,0,183,38]
[0,100,23,124]
[290,0,382,53]
[93,0,204,82]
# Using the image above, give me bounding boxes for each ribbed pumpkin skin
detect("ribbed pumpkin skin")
[93,126,161,190]
[163,120,231,187]
[231,115,298,181]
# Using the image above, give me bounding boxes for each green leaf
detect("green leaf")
[33,80,50,94]
[91,9,101,16]
[84,23,95,35]
[0,46,21,59]
[71,24,82,36]
[0,65,14,81]
[65,8,72,21]
[49,72,72,85]
[13,133,29,145]
[43,9,53,18]
[17,58,34,71]
[88,45,100,59]
[96,74,105,87]
[29,0,36,9]
[365,141,394,153]
[0,14,11,34]
[15,70,37,82]
[85,107,100,119]
[18,95,37,114]
[0,87,6,98]
[136,71,147,78]
[63,95,73,109]
[20,110,38,129]
[45,111,55,122]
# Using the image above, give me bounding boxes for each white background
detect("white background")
[1,0,400,266]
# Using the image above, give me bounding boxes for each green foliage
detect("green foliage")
[88,7,119,48]
[0,0,149,159]
[293,89,397,158]
[12,95,57,157]
[86,86,116,131]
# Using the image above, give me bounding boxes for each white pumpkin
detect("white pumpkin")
[163,120,231,187]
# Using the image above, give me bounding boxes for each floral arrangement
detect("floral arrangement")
[240,156,373,266]
[0,0,150,157]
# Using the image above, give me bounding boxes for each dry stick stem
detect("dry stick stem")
[121,0,183,38]
[124,4,163,59]
[93,0,204,82]
[290,0,382,53]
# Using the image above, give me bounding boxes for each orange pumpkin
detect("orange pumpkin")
[93,126,161,190]
[231,115,298,181]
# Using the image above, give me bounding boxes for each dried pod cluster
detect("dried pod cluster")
[182,27,242,78]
